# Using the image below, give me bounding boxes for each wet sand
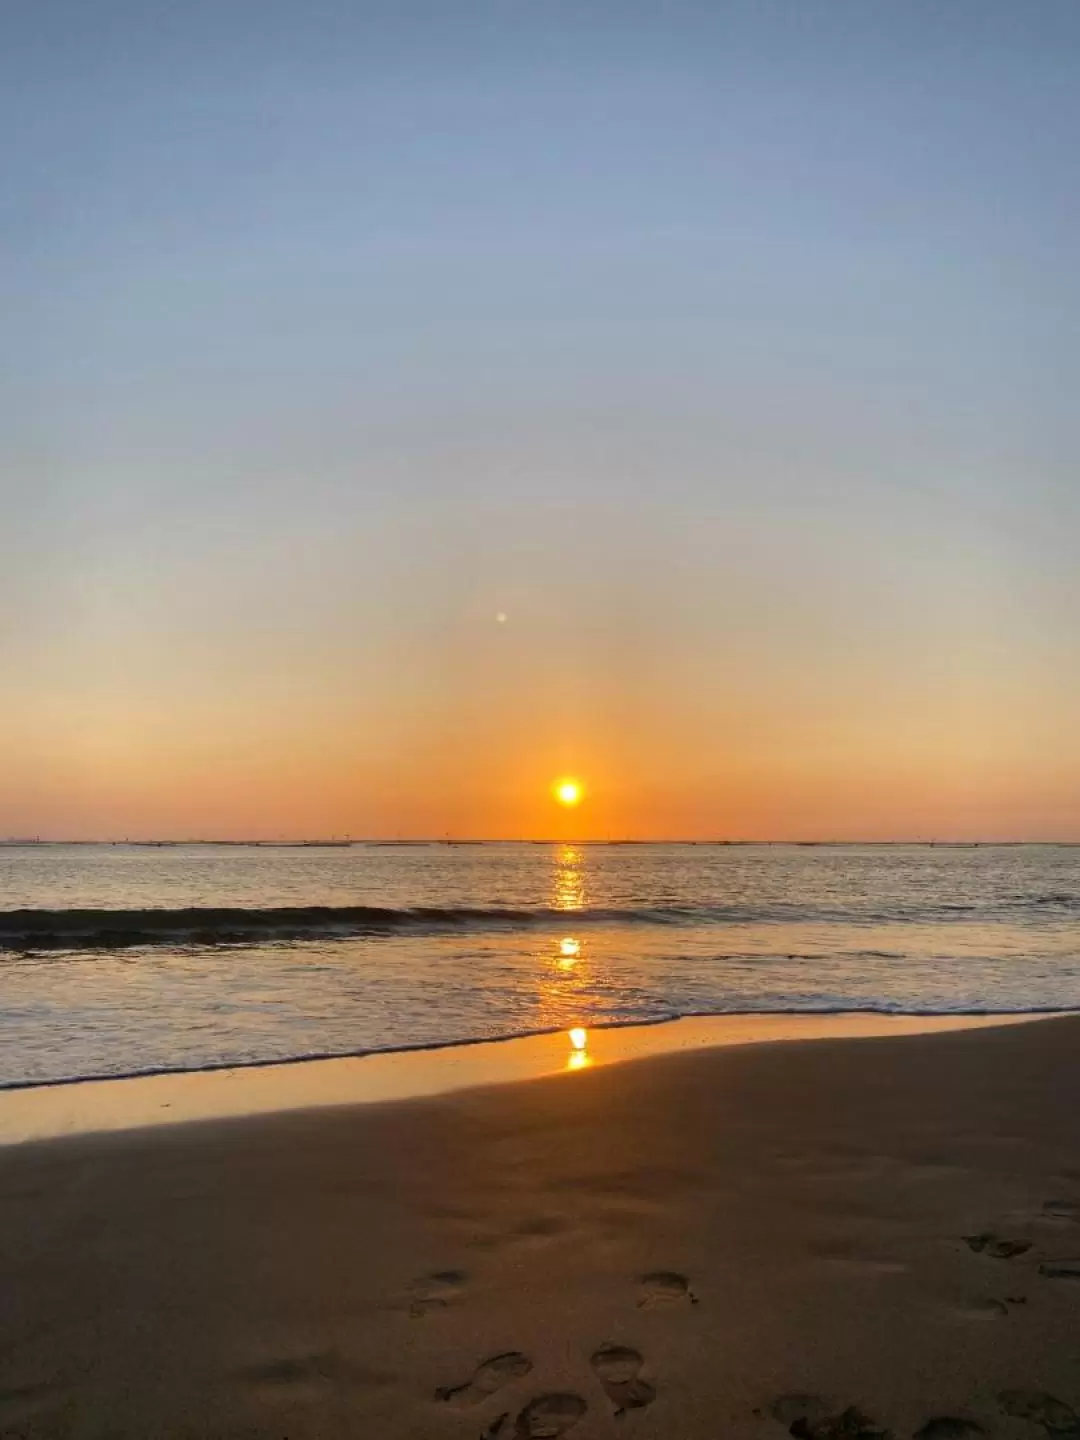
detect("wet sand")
[0,1011,1036,1146]
[2,1015,1080,1438]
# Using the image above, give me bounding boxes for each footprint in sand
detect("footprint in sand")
[915,1419,986,1440]
[963,1234,1032,1260]
[998,1390,1079,1433]
[512,1393,588,1438]
[637,1270,698,1308]
[590,1345,656,1416]
[409,1269,467,1317]
[436,1353,533,1406]
[1042,1199,1080,1222]
[772,1396,890,1440]
[1038,1259,1080,1281]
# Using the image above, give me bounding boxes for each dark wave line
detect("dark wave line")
[0,903,700,950]
[0,892,1077,951]
[0,903,555,950]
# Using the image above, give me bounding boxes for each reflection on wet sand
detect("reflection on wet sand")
[567,1025,591,1070]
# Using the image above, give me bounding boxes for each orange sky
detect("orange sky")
[4,543,1076,841]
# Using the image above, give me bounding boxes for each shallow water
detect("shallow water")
[1,842,1077,1085]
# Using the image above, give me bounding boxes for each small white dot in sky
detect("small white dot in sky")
[496,612,508,624]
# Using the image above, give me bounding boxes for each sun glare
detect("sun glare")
[554,778,583,807]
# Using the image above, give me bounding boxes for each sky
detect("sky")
[2,0,1079,841]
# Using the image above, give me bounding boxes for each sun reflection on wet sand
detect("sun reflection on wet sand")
[566,1026,591,1070]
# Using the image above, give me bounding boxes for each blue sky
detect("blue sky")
[3,1,1078,837]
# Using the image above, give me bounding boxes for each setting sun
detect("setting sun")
[554,778,583,807]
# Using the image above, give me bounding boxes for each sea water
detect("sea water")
[1,842,1077,1086]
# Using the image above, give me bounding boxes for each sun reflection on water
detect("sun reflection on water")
[532,850,597,1043]
[557,936,581,970]
[553,846,585,911]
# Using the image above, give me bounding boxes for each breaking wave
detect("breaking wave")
[1,890,1076,952]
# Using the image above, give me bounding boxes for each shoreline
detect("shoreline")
[2,1015,1080,1436]
[0,1008,1050,1147]
[4,1004,1066,1094]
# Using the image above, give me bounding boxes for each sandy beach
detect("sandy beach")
[2,1016,1080,1438]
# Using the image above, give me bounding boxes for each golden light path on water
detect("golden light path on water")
[558,937,581,969]
[543,846,593,1068]
[553,845,586,911]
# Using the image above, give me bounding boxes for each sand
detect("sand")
[2,1016,1080,1438]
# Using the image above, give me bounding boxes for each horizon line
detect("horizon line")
[2,837,1078,849]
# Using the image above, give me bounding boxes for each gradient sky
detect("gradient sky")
[3,0,1079,840]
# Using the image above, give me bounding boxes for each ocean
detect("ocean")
[1,842,1077,1088]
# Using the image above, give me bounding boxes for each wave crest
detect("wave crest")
[1,890,1076,951]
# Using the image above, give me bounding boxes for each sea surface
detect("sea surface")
[1,842,1078,1087]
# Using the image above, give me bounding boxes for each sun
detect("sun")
[553,778,583,807]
